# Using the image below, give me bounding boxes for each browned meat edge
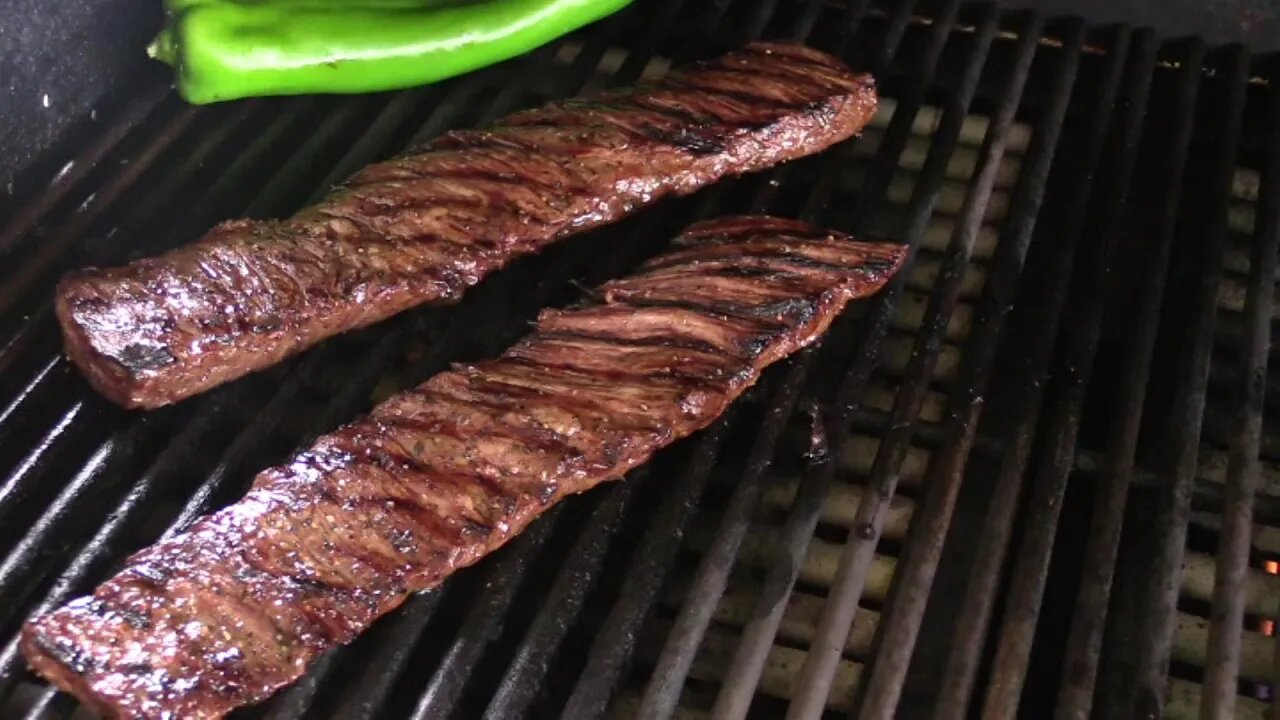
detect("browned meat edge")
[56,42,877,409]
[23,215,907,719]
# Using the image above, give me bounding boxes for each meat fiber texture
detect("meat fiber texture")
[24,215,906,719]
[55,42,878,409]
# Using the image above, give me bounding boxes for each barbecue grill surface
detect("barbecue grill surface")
[1,1,1278,719]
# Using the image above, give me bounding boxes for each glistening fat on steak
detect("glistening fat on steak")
[55,42,878,409]
[23,216,907,719]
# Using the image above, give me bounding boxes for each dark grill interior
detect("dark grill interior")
[1,0,1278,718]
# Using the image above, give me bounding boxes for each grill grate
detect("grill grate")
[0,1,1278,718]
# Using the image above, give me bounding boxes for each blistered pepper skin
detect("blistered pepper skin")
[150,0,631,104]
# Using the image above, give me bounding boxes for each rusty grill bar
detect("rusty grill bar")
[0,0,1278,718]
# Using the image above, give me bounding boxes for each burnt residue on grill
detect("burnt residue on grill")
[54,43,878,410]
[21,216,906,719]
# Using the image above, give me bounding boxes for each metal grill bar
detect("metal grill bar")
[560,418,733,718]
[323,591,444,720]
[790,0,906,223]
[853,11,1060,717]
[0,100,255,470]
[493,2,961,714]
[932,24,1135,717]
[243,33,679,720]
[409,512,560,719]
[787,5,999,716]
[706,401,837,718]
[19,680,65,720]
[0,5,660,710]
[353,5,745,717]
[737,0,786,46]
[0,99,300,358]
[846,0,961,234]
[1052,39,1206,720]
[785,0,858,42]
[240,100,374,219]
[0,401,241,690]
[0,82,170,255]
[552,112,783,720]
[270,9,697,720]
[5,3,1275,719]
[0,97,323,687]
[259,652,343,720]
[870,0,923,82]
[1128,43,1251,718]
[482,481,635,718]
[0,110,314,676]
[0,99,368,571]
[1199,56,1280,720]
[633,0,957,713]
[684,10,967,718]
[313,88,435,193]
[454,4,842,719]
[0,103,308,558]
[628,2,897,714]
[263,19,697,720]
[636,344,812,718]
[982,27,1158,717]
[0,106,198,318]
[155,43,583,548]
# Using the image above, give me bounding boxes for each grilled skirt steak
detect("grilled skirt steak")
[24,216,906,719]
[56,42,877,409]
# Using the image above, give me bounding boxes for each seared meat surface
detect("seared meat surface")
[56,43,877,408]
[24,216,906,719]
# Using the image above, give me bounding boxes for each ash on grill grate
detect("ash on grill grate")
[2,0,1280,719]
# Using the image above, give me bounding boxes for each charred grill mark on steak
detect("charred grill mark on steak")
[24,216,906,719]
[55,43,877,409]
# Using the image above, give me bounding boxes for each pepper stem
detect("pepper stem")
[148,28,176,66]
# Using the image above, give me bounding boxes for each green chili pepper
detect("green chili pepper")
[148,0,632,104]
[162,0,470,11]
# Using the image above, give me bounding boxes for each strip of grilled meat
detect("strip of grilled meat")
[24,216,906,719]
[56,43,877,409]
